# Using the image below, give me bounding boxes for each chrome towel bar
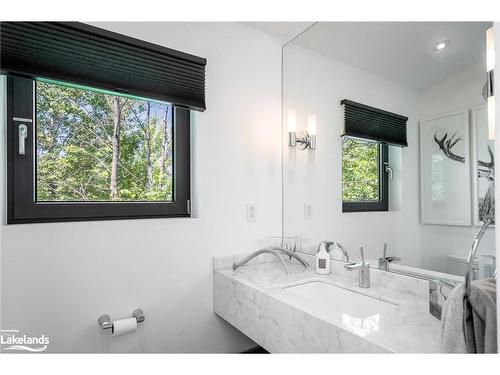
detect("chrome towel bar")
[464,216,494,297]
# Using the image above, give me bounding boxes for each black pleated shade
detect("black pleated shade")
[341,99,408,147]
[0,22,207,111]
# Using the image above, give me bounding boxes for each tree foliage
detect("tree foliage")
[342,138,379,201]
[36,82,173,202]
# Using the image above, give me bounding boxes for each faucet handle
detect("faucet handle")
[385,256,401,263]
[345,246,369,269]
[359,246,365,265]
[379,242,401,263]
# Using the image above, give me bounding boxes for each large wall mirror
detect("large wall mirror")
[282,22,495,282]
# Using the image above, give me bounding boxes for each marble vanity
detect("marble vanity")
[213,253,442,353]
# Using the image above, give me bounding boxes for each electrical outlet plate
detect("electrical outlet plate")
[304,203,312,219]
[247,204,257,222]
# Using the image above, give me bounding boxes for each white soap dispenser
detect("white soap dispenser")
[316,243,331,275]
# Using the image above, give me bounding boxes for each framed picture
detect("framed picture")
[420,111,471,226]
[471,105,495,226]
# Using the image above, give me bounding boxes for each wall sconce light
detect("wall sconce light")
[288,110,317,150]
[486,27,495,140]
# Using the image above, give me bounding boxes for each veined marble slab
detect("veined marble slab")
[213,255,442,353]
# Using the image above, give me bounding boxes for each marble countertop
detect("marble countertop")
[213,255,442,353]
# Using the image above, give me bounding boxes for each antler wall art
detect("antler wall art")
[434,131,495,221]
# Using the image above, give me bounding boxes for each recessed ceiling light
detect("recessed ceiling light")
[434,40,451,51]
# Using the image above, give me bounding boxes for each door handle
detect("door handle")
[18,124,28,155]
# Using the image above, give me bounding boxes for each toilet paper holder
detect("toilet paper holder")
[98,309,145,330]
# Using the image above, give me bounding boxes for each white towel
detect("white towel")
[440,284,467,353]
[464,278,497,353]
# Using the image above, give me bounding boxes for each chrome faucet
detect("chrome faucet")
[232,246,309,275]
[377,243,401,271]
[344,246,370,288]
[317,240,335,254]
[317,241,350,262]
[335,242,350,262]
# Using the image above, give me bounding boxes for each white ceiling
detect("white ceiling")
[245,22,492,91]
[242,22,313,43]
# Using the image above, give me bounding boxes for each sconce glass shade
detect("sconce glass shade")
[289,132,297,147]
[287,110,316,150]
[288,110,297,133]
[309,135,317,149]
[307,114,317,135]
[488,95,495,140]
[487,27,495,72]
[486,27,495,140]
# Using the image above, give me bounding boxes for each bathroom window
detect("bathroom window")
[7,77,191,223]
[342,137,389,212]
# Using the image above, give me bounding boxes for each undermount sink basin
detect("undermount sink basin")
[283,281,398,318]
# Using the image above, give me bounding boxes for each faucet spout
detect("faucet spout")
[316,240,335,254]
[232,246,309,275]
[233,248,289,274]
[378,243,402,271]
[344,246,370,288]
[334,242,350,262]
[269,246,310,268]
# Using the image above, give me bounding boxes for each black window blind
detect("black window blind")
[0,22,207,111]
[341,99,408,147]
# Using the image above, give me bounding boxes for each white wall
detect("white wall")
[0,22,283,353]
[282,44,422,266]
[418,61,495,272]
[494,21,500,349]
[0,74,4,331]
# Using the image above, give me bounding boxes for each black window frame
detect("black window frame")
[342,138,389,213]
[7,76,191,224]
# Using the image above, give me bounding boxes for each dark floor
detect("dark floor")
[241,346,269,354]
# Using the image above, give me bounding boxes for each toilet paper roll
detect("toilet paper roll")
[112,318,137,337]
